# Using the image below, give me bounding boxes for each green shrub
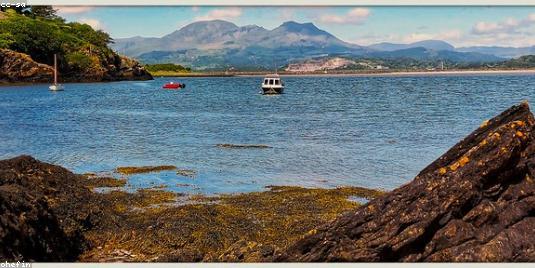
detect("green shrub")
[145,63,191,72]
[66,52,93,70]
[0,32,14,49]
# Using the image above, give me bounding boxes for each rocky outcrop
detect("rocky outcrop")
[278,102,535,262]
[109,55,153,81]
[0,48,152,84]
[0,156,103,261]
[0,49,54,83]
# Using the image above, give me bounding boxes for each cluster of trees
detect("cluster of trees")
[0,6,115,73]
[497,55,535,68]
[144,63,191,73]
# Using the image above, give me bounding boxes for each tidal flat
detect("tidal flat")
[79,174,384,262]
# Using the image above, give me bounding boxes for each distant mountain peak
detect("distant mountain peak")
[368,40,455,52]
[281,21,313,26]
[181,20,238,30]
[276,21,329,36]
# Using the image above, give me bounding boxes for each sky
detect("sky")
[56,6,535,47]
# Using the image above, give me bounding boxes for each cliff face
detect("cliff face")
[0,49,54,83]
[278,102,535,262]
[0,48,152,84]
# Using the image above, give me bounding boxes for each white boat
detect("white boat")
[261,74,284,94]
[49,54,64,91]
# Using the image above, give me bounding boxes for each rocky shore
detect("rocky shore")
[0,156,381,262]
[278,102,535,262]
[0,48,152,84]
[0,102,533,262]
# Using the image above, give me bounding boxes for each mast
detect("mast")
[53,54,58,85]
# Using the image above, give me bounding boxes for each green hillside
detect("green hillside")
[0,7,151,82]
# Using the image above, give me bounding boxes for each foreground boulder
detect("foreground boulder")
[0,156,102,261]
[278,102,535,262]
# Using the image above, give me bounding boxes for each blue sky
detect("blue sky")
[56,6,535,47]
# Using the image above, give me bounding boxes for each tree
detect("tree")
[0,5,31,15]
[30,6,58,19]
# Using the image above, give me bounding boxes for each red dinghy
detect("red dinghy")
[163,82,185,89]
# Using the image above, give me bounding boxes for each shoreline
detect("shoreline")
[2,69,535,87]
[146,68,535,78]
[0,78,155,88]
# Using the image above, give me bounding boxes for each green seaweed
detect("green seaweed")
[116,165,177,175]
[80,185,384,262]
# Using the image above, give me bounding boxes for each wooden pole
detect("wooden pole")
[53,54,57,85]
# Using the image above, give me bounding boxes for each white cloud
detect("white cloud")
[54,6,94,15]
[471,14,535,35]
[462,14,535,46]
[437,30,464,41]
[401,33,434,43]
[472,21,503,35]
[79,18,103,30]
[194,8,242,21]
[319,8,370,24]
[360,13,535,47]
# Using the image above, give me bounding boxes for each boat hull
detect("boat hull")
[261,87,284,95]
[49,84,64,91]
[163,83,185,89]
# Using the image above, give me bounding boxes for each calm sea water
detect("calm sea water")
[1,75,534,194]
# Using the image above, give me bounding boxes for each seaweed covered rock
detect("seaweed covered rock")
[279,102,535,262]
[0,156,103,261]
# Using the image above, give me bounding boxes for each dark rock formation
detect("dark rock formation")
[108,55,153,82]
[278,102,535,262]
[0,156,102,261]
[0,48,152,84]
[0,49,54,83]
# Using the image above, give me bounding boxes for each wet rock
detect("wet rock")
[176,169,197,178]
[216,144,272,149]
[278,102,535,262]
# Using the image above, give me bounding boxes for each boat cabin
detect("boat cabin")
[261,74,284,94]
[263,77,283,87]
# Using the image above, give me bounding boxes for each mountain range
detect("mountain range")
[111,20,533,70]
